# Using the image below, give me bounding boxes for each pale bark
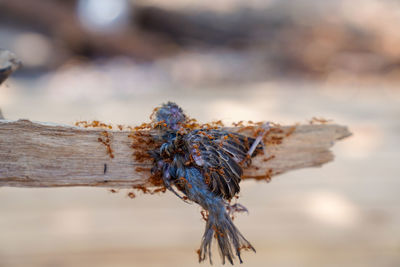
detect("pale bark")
[0,119,351,188]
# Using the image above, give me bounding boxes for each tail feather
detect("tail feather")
[199,208,255,264]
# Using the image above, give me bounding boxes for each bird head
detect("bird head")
[152,102,187,131]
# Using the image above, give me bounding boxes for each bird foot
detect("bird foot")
[226,203,249,217]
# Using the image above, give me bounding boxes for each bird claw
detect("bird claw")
[226,203,249,217]
[164,180,192,204]
[169,185,192,204]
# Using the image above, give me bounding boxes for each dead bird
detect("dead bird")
[149,102,266,264]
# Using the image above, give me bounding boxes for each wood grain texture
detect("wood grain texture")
[0,119,351,188]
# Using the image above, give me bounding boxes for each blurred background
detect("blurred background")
[0,0,399,266]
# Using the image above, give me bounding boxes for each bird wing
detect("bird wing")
[185,129,262,199]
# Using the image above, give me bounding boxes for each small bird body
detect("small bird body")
[149,102,263,264]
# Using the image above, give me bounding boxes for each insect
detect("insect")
[149,102,266,264]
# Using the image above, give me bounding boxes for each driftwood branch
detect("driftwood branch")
[0,119,351,188]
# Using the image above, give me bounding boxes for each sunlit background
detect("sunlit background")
[1,0,399,266]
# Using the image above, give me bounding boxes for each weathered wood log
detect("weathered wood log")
[0,119,351,188]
